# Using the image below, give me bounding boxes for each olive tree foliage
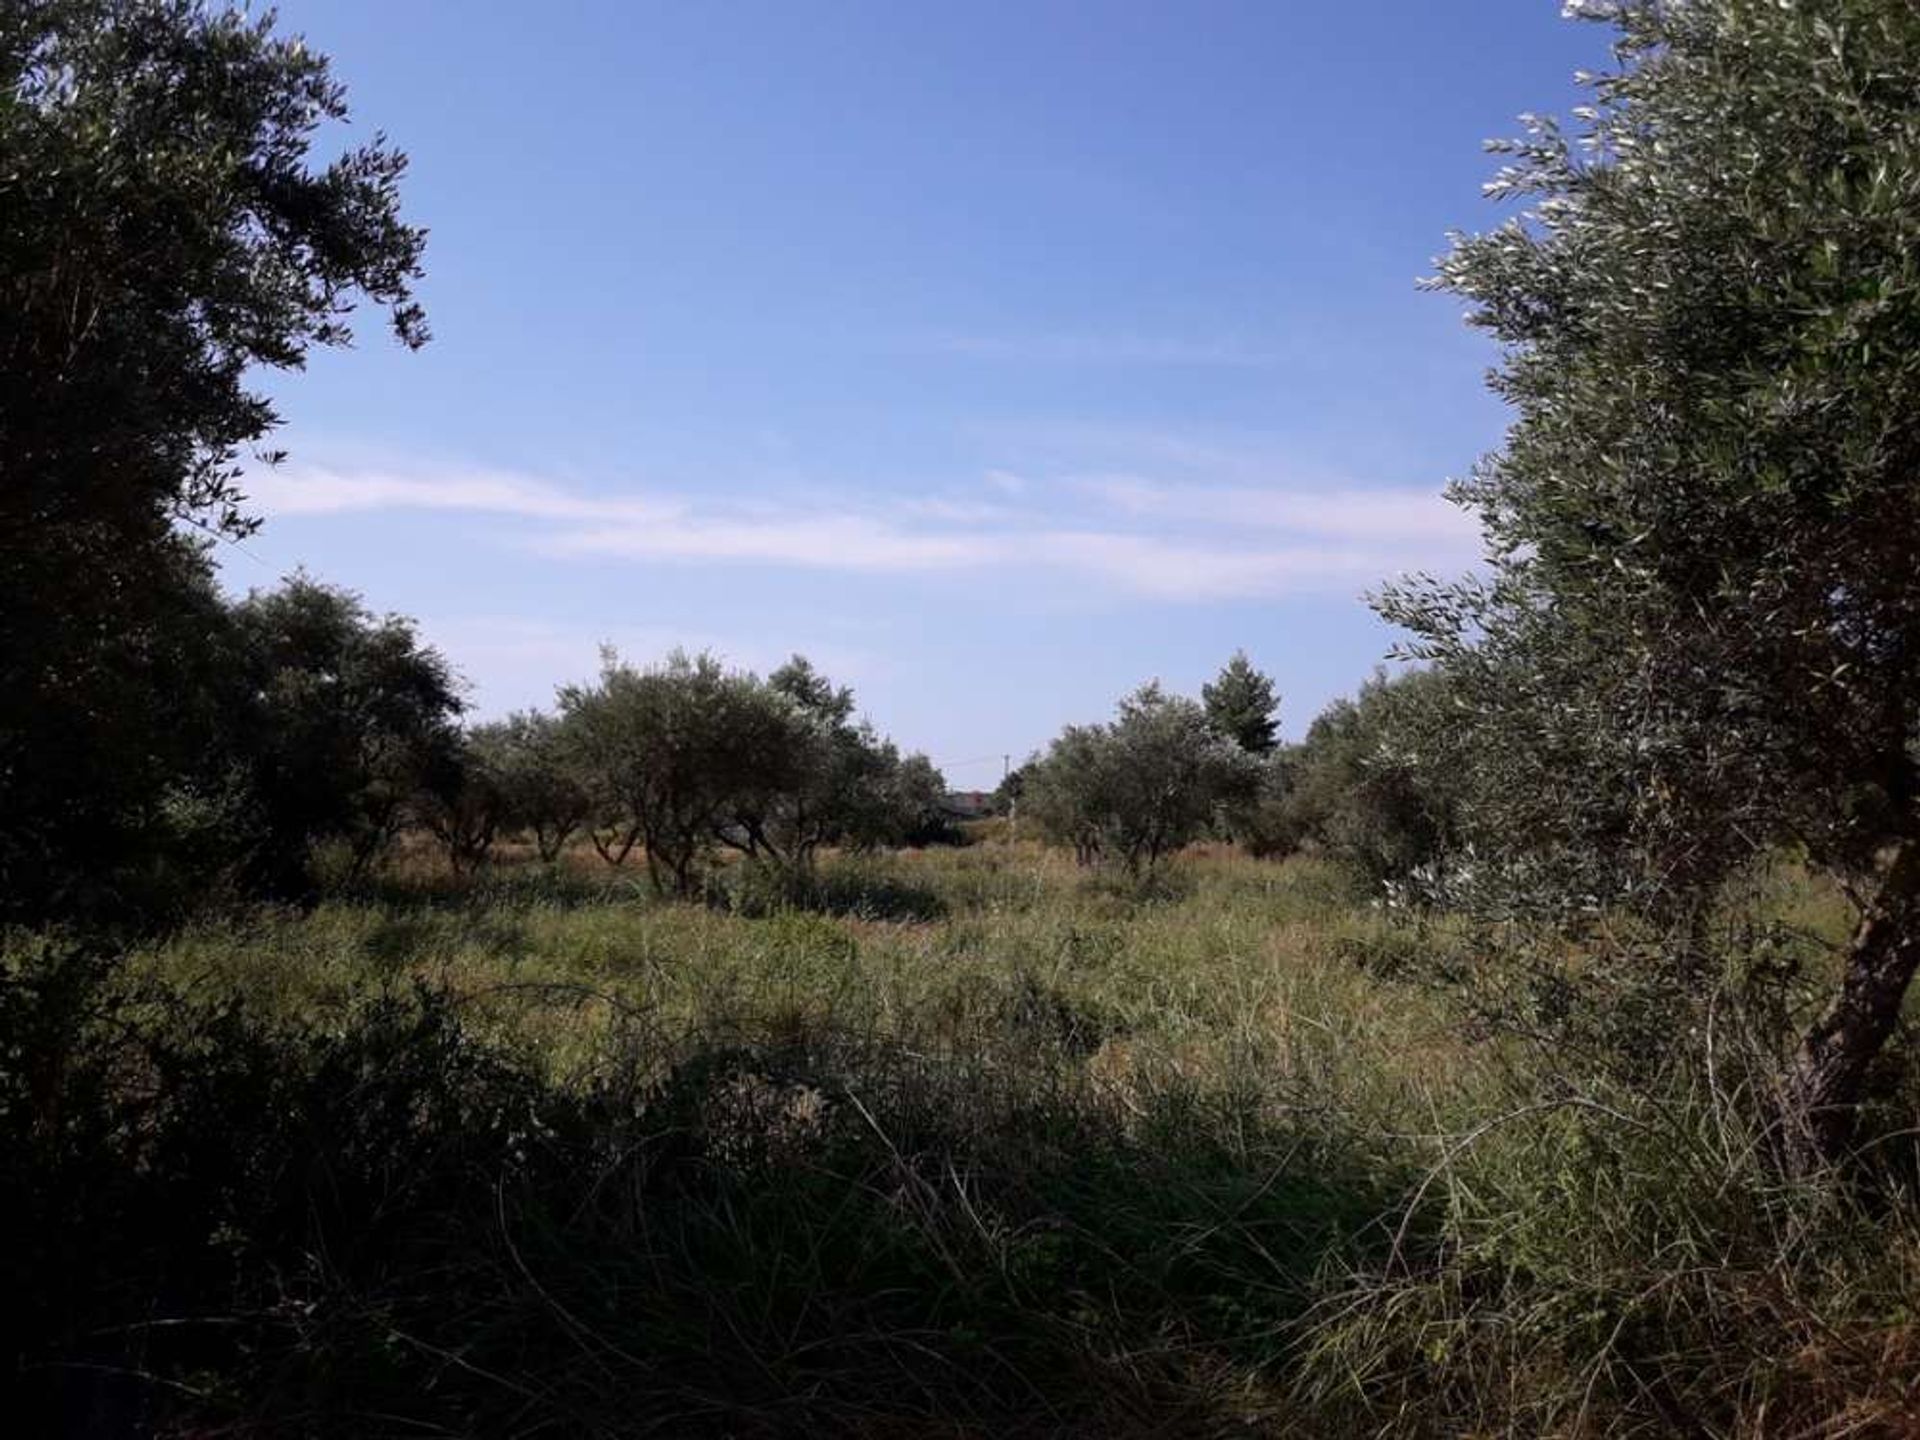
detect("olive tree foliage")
[1203,651,1280,755]
[758,657,956,855]
[414,712,598,874]
[555,651,942,897]
[0,0,425,921]
[230,577,463,896]
[414,718,587,875]
[556,650,754,895]
[991,762,1029,819]
[737,656,865,867]
[483,712,590,862]
[1259,669,1462,888]
[890,753,959,848]
[1023,726,1112,866]
[413,736,506,875]
[1025,682,1260,874]
[0,544,248,919]
[1376,0,1920,1162]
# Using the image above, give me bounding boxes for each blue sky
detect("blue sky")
[234,1,1610,791]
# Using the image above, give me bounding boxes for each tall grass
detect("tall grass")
[5,842,1915,1435]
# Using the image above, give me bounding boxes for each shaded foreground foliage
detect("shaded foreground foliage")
[4,934,1404,1436]
[6,847,1920,1436]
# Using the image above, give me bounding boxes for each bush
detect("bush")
[1303,1076,1920,1436]
[1300,914,1920,1437]
[0,947,1411,1437]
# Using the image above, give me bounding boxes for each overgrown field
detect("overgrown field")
[7,842,1919,1436]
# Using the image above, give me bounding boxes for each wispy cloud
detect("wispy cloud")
[1040,532,1394,599]
[898,496,1023,525]
[541,515,996,573]
[1075,474,1481,546]
[249,452,1481,603]
[245,463,677,524]
[916,332,1278,367]
[538,519,1403,598]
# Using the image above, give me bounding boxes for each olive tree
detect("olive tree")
[230,577,463,895]
[991,762,1029,819]
[1026,682,1260,874]
[484,711,590,862]
[1,0,425,920]
[414,718,590,874]
[707,666,835,873]
[414,732,507,874]
[1380,0,1920,1163]
[1269,669,1462,888]
[718,656,953,870]
[888,752,958,848]
[557,650,776,897]
[1022,726,1114,867]
[769,657,954,850]
[557,650,943,896]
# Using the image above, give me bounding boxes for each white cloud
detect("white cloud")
[1039,531,1391,599]
[246,450,1482,604]
[540,515,998,572]
[898,496,1021,524]
[246,463,678,525]
[986,420,1290,478]
[918,332,1278,367]
[538,516,1455,601]
[1075,474,1481,547]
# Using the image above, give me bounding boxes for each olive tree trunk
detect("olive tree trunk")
[1783,839,1920,1168]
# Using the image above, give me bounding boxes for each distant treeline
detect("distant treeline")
[5,521,1444,921]
[5,562,961,920]
[1012,655,1457,887]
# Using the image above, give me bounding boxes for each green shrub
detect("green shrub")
[0,945,1409,1437]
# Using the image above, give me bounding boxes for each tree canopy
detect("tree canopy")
[1025,681,1260,875]
[556,650,945,897]
[232,577,463,891]
[1202,652,1280,755]
[1,0,428,922]
[1379,0,1920,1161]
